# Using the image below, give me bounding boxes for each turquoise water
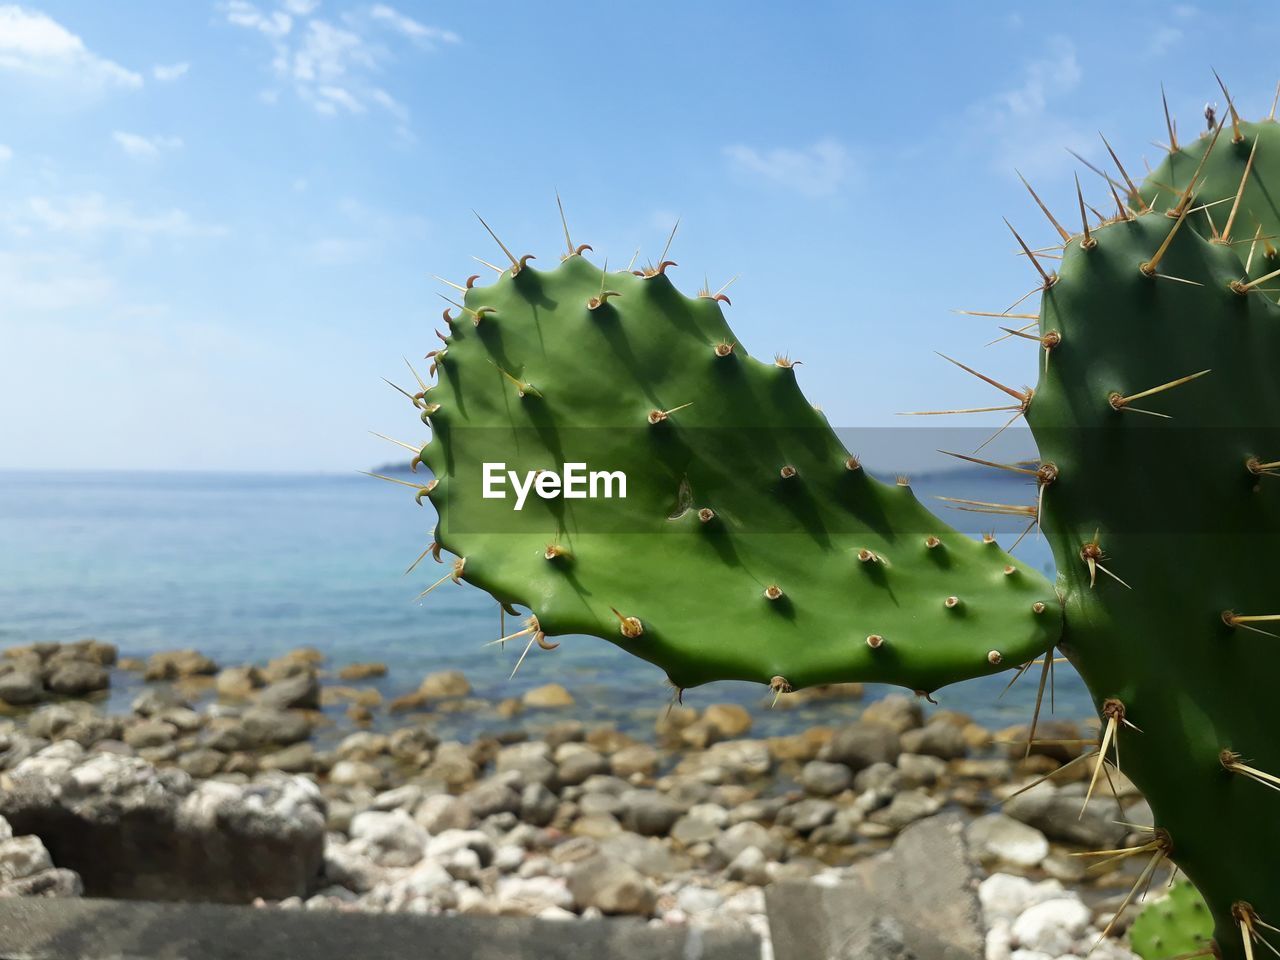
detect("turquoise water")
[0,470,1091,739]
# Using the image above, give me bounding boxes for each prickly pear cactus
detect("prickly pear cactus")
[1000,98,1280,960]
[1129,881,1214,960]
[380,80,1280,960]
[400,247,1059,696]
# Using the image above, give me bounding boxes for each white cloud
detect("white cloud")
[223,0,292,38]
[0,4,142,91]
[152,61,189,81]
[22,194,225,239]
[995,37,1081,119]
[1146,26,1182,57]
[0,144,11,162]
[723,139,852,197]
[966,37,1092,179]
[112,131,184,158]
[0,250,114,312]
[369,4,459,46]
[222,1,456,124]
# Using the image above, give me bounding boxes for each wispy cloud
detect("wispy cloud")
[0,4,142,91]
[369,4,459,46]
[223,0,292,38]
[965,37,1092,179]
[0,250,114,312]
[112,131,184,159]
[0,144,11,163]
[723,139,852,197]
[152,61,189,81]
[220,2,458,128]
[19,194,225,239]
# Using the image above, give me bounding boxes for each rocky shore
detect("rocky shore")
[0,639,1161,959]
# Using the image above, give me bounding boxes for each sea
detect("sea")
[0,470,1092,741]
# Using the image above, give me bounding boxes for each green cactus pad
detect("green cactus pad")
[406,254,1061,694]
[1025,206,1280,957]
[1129,880,1214,960]
[1139,116,1280,280]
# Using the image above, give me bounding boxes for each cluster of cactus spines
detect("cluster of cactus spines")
[1130,881,1214,960]
[1136,80,1280,283]
[382,212,1061,700]
[380,79,1280,960]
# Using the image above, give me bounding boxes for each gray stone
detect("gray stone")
[131,687,192,717]
[0,752,324,903]
[178,749,225,778]
[854,812,984,960]
[596,833,690,879]
[777,798,837,834]
[240,708,311,747]
[900,721,968,760]
[714,821,784,862]
[0,866,83,897]
[566,855,656,916]
[44,661,109,697]
[670,814,720,846]
[1002,782,1128,848]
[0,898,760,960]
[254,671,320,711]
[418,670,470,700]
[518,783,558,827]
[144,650,217,681]
[618,790,681,837]
[898,752,947,787]
[464,778,520,818]
[123,719,178,749]
[414,794,473,834]
[554,744,608,785]
[867,788,942,830]
[820,724,901,772]
[860,694,924,733]
[800,760,853,796]
[0,668,45,706]
[725,846,770,885]
[259,743,315,773]
[495,741,557,788]
[767,882,915,959]
[609,744,659,778]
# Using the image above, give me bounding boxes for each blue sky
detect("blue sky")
[2,1,1278,471]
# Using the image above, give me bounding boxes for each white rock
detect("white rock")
[1011,898,1091,956]
[984,920,1013,960]
[0,815,11,842]
[397,860,453,898]
[349,810,427,867]
[676,885,725,915]
[414,793,473,834]
[979,873,1066,926]
[0,835,53,882]
[493,844,524,873]
[725,846,769,885]
[687,803,730,827]
[495,875,574,913]
[968,814,1050,868]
